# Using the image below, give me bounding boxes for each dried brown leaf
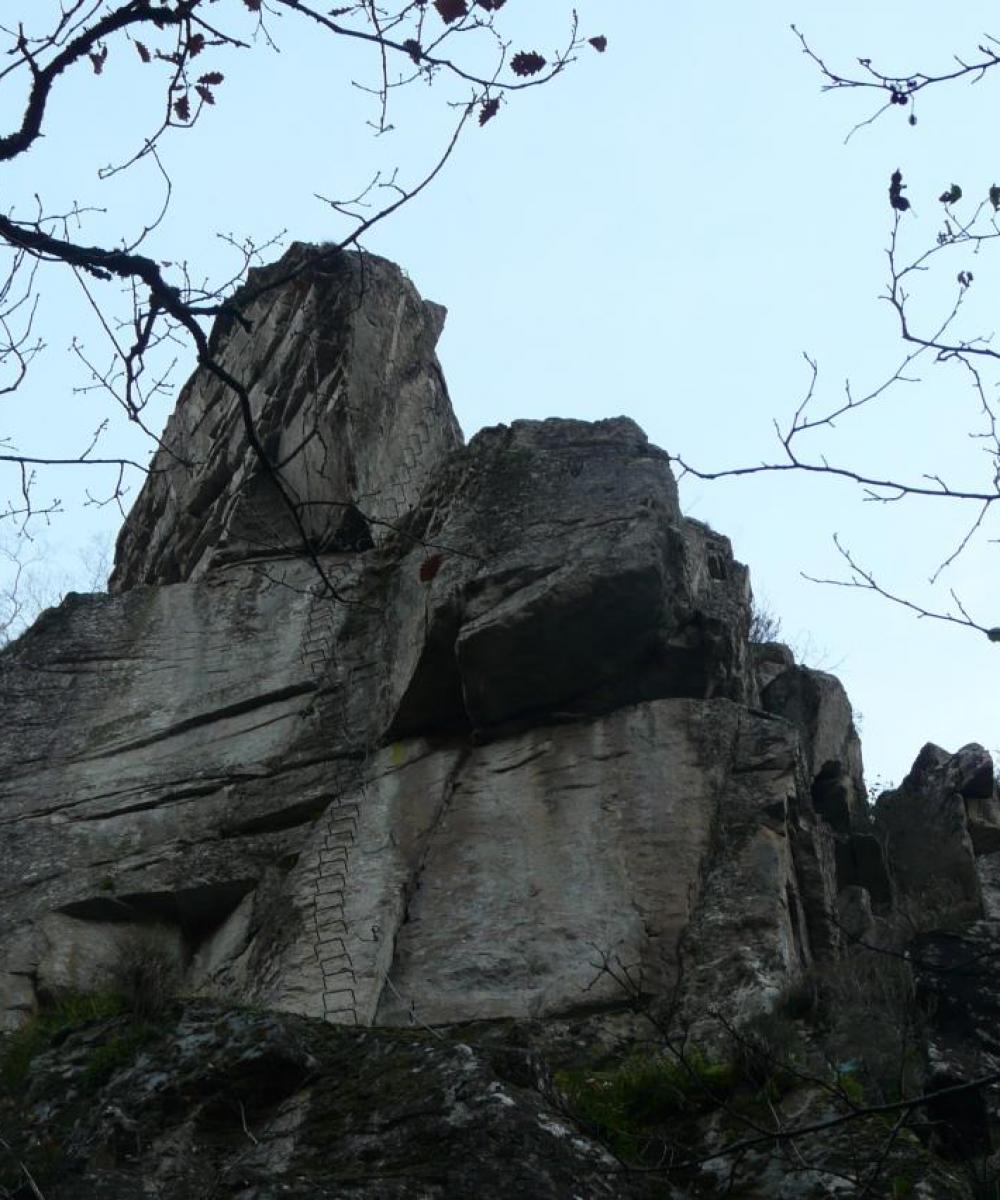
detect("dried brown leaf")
[589,35,607,53]
[479,96,500,125]
[434,0,468,24]
[511,50,545,77]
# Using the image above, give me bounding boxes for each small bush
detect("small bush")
[107,931,180,1022]
[729,1010,801,1093]
[0,931,178,1095]
[777,972,821,1021]
[772,951,924,1107]
[749,599,782,644]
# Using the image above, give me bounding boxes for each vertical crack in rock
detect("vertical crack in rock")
[372,742,473,1027]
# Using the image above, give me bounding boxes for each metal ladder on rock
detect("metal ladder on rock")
[298,587,390,1024]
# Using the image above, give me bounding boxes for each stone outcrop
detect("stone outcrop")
[870,743,1000,1165]
[874,741,998,930]
[109,246,460,590]
[7,246,856,1040]
[4,244,1000,1196]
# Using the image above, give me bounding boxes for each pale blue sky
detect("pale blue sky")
[2,2,997,790]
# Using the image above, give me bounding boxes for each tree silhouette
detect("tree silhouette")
[674,25,1000,644]
[0,1,603,552]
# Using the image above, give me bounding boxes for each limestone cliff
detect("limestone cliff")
[2,245,999,1198]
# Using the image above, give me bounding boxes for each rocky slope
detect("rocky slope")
[1,245,998,1198]
[1,1001,632,1200]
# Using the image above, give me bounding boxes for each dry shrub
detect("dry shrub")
[108,929,180,1022]
[729,1009,802,1092]
[748,599,782,644]
[778,948,923,1104]
[891,875,982,938]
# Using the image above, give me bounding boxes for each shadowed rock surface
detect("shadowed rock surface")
[0,1002,639,1199]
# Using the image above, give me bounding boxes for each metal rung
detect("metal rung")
[320,957,355,977]
[326,815,359,833]
[324,1009,358,1024]
[323,987,357,1005]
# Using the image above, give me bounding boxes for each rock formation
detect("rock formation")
[2,245,999,1197]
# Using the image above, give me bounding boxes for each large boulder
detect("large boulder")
[379,416,754,737]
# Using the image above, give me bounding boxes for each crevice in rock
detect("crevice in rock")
[785,881,809,968]
[374,743,472,1018]
[834,833,892,909]
[811,759,853,834]
[79,682,317,760]
[327,504,375,552]
[58,879,257,943]
[72,782,225,823]
[221,796,332,838]
[386,605,470,741]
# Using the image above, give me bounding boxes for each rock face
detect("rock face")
[874,744,984,930]
[0,237,864,1039]
[109,246,460,590]
[869,743,1000,1164]
[0,247,869,1032]
[4,244,999,1196]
